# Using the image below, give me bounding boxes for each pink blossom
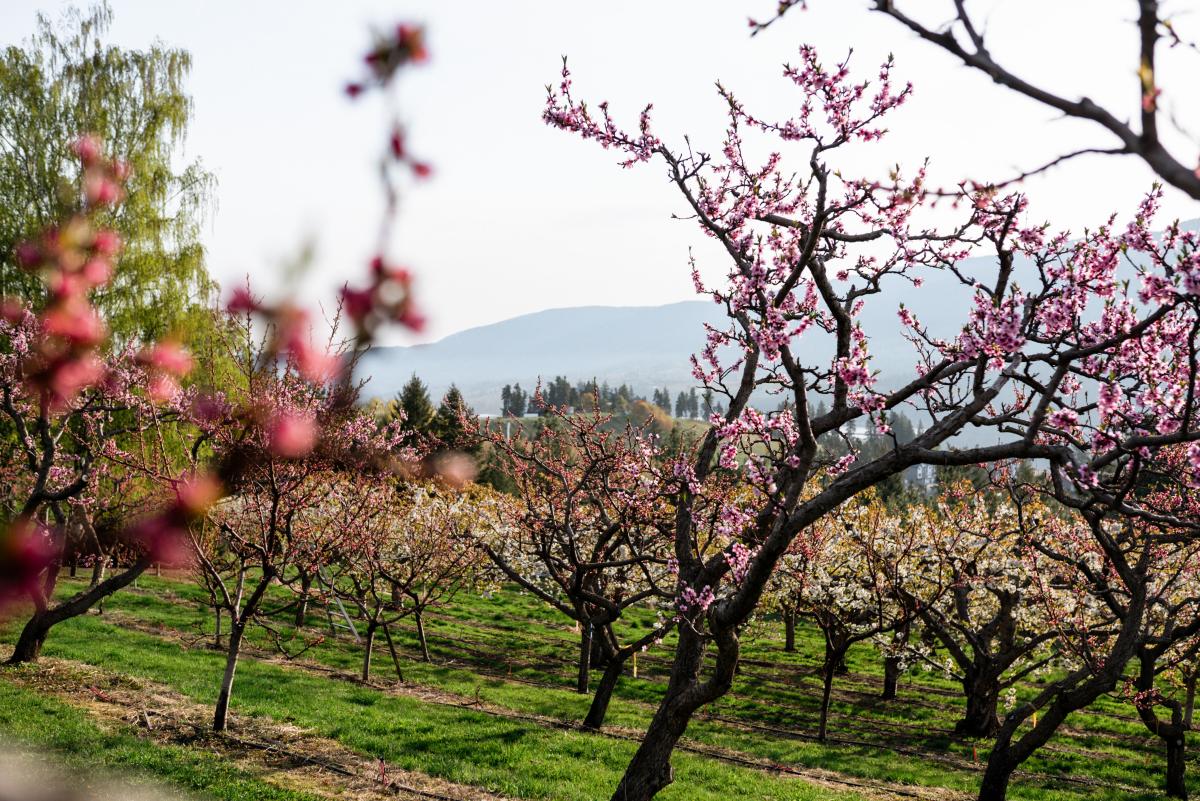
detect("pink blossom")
[268,410,318,458]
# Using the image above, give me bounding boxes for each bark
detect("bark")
[610,627,734,801]
[361,621,377,681]
[1135,650,1189,799]
[1166,735,1188,800]
[294,570,314,628]
[977,757,1014,801]
[214,607,222,648]
[957,671,1002,737]
[818,642,845,743]
[381,621,405,683]
[7,554,151,665]
[783,607,796,652]
[582,652,626,730]
[881,655,901,701]
[414,608,431,662]
[213,622,245,732]
[577,621,593,694]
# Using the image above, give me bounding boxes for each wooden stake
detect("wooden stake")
[632,652,638,678]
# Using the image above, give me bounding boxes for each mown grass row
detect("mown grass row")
[18,572,1187,801]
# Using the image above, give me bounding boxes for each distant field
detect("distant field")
[1,572,1188,801]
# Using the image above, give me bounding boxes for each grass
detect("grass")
[0,679,325,801]
[0,572,1192,801]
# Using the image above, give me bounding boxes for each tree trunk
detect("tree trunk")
[1166,735,1188,800]
[361,621,377,681]
[414,609,431,662]
[882,655,901,701]
[783,608,796,652]
[8,611,51,664]
[957,671,1001,737]
[1185,672,1197,729]
[583,652,626,730]
[89,556,107,588]
[213,621,245,732]
[381,621,405,683]
[294,570,313,628]
[818,643,842,743]
[977,755,1014,801]
[578,621,592,694]
[7,555,151,665]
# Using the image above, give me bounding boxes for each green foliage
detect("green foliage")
[393,372,436,434]
[431,384,478,453]
[0,1,218,346]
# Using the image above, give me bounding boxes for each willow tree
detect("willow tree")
[0,1,217,345]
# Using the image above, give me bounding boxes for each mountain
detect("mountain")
[359,218,1200,419]
[359,302,722,414]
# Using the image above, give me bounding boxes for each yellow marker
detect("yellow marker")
[632,652,638,678]
[1032,711,1038,728]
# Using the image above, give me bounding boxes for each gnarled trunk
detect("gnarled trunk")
[610,627,730,801]
[783,607,796,652]
[9,611,51,664]
[957,669,1001,737]
[7,554,151,666]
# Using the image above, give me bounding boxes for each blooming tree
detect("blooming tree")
[546,42,1200,800]
[479,402,677,730]
[0,138,196,664]
[788,491,926,741]
[889,483,1073,738]
[752,2,1200,202]
[329,480,494,681]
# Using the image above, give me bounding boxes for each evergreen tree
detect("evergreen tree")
[501,384,513,416]
[687,388,700,419]
[675,391,688,418]
[510,383,528,416]
[431,384,477,454]
[395,373,435,434]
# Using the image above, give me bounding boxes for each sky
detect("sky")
[2,0,1198,345]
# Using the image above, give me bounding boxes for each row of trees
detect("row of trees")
[3,5,1200,801]
[498,377,726,419]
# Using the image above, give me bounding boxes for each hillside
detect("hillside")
[360,220,1200,418]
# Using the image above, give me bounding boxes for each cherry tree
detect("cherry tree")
[887,483,1072,738]
[478,402,677,730]
[180,320,405,732]
[788,492,926,741]
[1,138,197,664]
[330,480,494,680]
[546,42,1200,800]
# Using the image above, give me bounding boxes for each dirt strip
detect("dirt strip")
[99,609,1159,799]
[0,649,509,801]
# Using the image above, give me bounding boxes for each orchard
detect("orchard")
[0,3,1198,801]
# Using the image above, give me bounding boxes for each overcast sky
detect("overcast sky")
[3,1,1198,344]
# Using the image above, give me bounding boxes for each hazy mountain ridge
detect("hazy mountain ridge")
[360,219,1200,419]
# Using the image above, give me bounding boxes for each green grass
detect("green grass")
[1,572,1192,801]
[5,612,863,801]
[0,679,324,801]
